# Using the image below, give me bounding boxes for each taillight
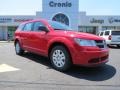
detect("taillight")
[108,35,111,40]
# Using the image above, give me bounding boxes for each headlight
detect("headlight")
[74,38,96,46]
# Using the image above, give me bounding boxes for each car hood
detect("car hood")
[54,30,104,40]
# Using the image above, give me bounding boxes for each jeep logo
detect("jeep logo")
[90,18,104,24]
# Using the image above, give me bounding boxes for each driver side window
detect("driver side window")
[33,22,45,32]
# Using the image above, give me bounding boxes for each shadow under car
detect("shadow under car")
[21,52,116,81]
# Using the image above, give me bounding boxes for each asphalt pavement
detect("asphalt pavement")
[0,42,120,90]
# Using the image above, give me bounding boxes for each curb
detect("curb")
[0,41,14,43]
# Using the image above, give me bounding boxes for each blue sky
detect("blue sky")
[0,0,119,15]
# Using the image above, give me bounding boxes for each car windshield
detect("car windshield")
[48,21,72,31]
[112,31,120,35]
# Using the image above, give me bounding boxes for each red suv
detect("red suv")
[14,19,109,71]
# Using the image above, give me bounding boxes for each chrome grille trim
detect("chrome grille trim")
[95,40,106,48]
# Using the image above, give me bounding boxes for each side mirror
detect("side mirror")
[38,26,49,32]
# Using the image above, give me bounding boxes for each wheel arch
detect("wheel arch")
[14,38,23,49]
[48,42,73,63]
[14,39,19,46]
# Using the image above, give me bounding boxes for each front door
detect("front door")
[30,21,48,55]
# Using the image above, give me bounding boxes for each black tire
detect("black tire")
[49,46,72,72]
[107,44,110,47]
[117,45,120,48]
[15,41,24,55]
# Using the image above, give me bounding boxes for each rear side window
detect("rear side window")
[112,31,120,35]
[105,31,110,35]
[17,24,24,30]
[23,23,33,31]
[100,32,104,36]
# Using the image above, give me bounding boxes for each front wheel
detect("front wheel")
[117,45,120,48]
[50,46,72,72]
[15,41,24,55]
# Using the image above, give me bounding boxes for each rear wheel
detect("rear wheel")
[15,41,24,55]
[50,46,72,72]
[107,44,110,47]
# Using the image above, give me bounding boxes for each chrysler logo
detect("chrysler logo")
[109,17,120,24]
[109,18,114,24]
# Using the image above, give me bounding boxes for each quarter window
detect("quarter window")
[18,24,24,30]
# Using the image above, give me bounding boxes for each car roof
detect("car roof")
[21,19,49,25]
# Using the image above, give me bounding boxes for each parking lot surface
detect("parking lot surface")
[0,43,120,90]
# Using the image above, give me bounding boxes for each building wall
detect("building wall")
[79,12,120,34]
[0,16,36,40]
[37,0,79,31]
[0,26,7,40]
[0,0,120,40]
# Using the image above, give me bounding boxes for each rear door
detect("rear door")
[111,31,120,42]
[21,22,33,50]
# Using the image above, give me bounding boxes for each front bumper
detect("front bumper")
[71,46,109,67]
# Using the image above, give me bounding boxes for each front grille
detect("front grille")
[95,40,105,48]
[88,58,99,63]
[101,55,109,61]
[97,45,104,48]
[95,40,103,43]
